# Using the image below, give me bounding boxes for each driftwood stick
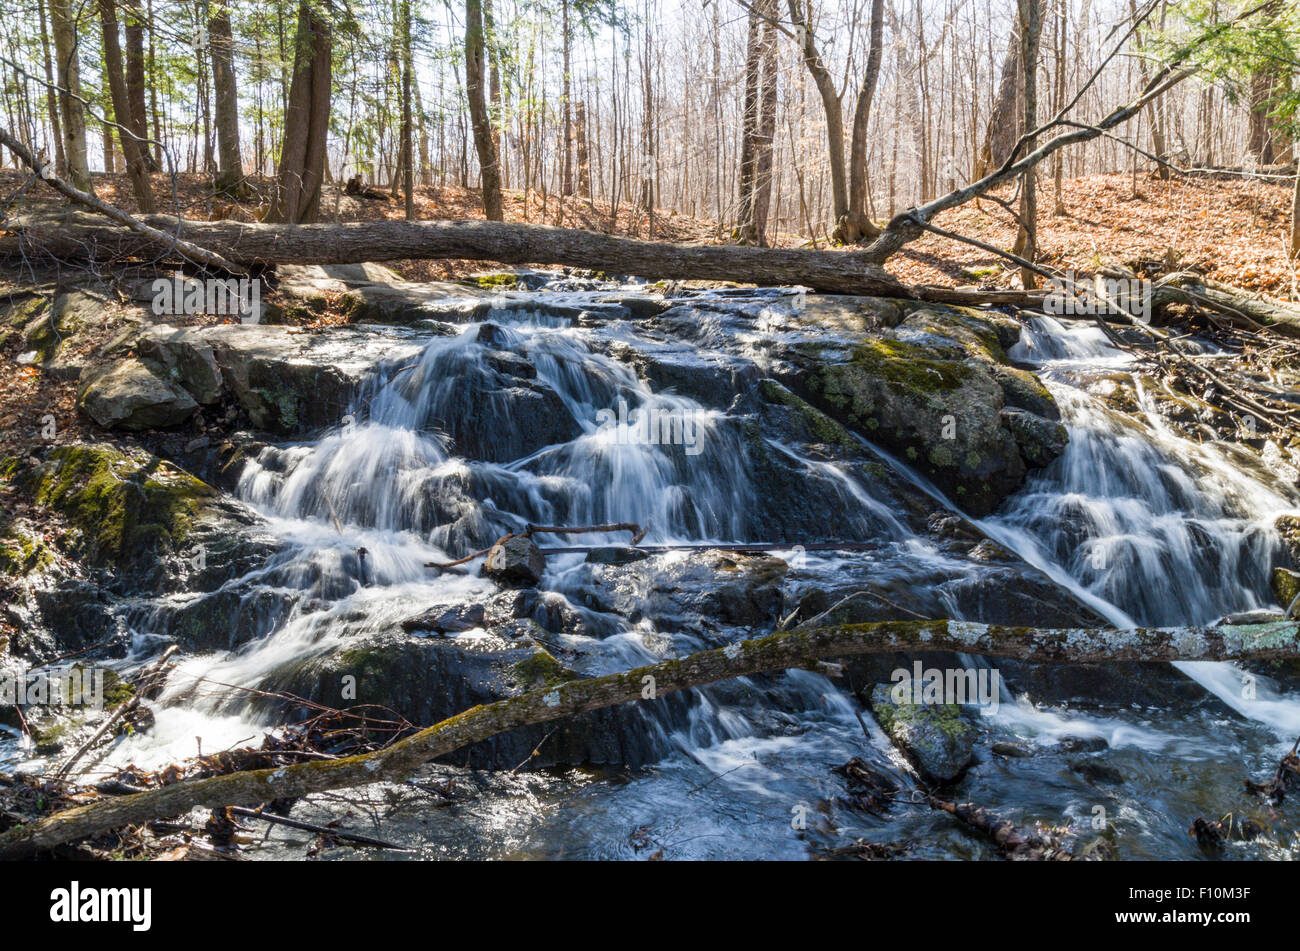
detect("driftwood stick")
[224,805,413,852]
[2,618,1299,858]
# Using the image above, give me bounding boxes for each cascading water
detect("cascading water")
[25,285,1300,859]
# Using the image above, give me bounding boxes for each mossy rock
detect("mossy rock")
[1272,567,1300,610]
[463,272,521,291]
[758,378,860,450]
[0,521,55,577]
[11,444,214,569]
[868,681,975,783]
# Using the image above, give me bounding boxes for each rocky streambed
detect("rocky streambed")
[3,264,1300,859]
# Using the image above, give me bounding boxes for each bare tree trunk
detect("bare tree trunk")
[842,0,886,242]
[400,0,414,219]
[736,0,762,243]
[209,1,244,195]
[267,1,331,224]
[1290,169,1300,258]
[465,0,503,220]
[37,0,66,175]
[97,0,155,211]
[124,6,155,171]
[574,100,591,198]
[975,13,1023,178]
[560,0,573,198]
[49,0,92,192]
[787,0,848,232]
[1011,0,1040,288]
[752,6,779,246]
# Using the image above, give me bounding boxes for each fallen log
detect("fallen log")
[0,211,1039,304]
[1,617,1297,858]
[1151,272,1300,339]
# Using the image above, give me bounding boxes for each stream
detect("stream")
[7,277,1300,860]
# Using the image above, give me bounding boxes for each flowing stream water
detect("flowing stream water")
[11,283,1300,859]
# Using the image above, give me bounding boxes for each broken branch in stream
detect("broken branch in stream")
[924,795,1110,860]
[3,618,1300,858]
[55,645,179,780]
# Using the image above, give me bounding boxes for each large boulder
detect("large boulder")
[789,303,1065,515]
[136,326,224,404]
[259,631,669,767]
[130,323,424,434]
[76,357,198,430]
[3,444,275,593]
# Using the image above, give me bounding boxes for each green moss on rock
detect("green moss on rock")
[510,648,581,690]
[17,444,214,567]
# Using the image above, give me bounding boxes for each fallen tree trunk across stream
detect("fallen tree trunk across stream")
[1,617,1297,858]
[0,212,1039,304]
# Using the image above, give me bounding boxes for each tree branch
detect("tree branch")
[0,125,243,274]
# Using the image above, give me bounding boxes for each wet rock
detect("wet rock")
[161,586,298,652]
[1070,759,1125,785]
[76,357,199,430]
[867,682,975,784]
[33,581,118,644]
[791,303,1064,515]
[606,337,759,408]
[483,535,546,587]
[262,631,667,767]
[1272,567,1300,610]
[1057,735,1109,753]
[991,741,1033,758]
[1001,408,1069,469]
[401,603,487,634]
[991,363,1060,419]
[997,660,1214,708]
[597,293,673,319]
[423,344,582,461]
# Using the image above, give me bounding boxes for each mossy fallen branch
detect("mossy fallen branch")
[2,617,1298,858]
